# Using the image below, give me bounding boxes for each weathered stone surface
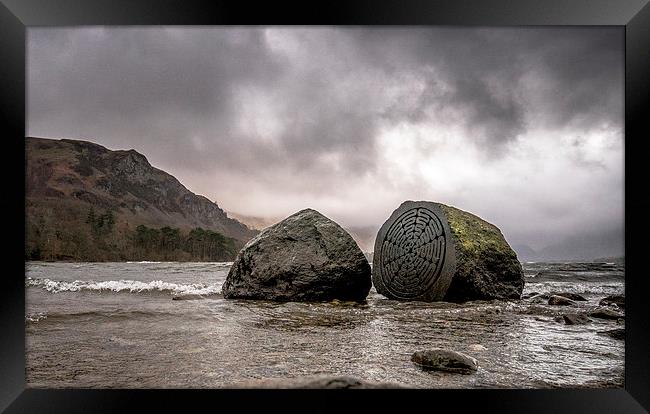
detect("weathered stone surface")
[548,295,576,306]
[411,349,478,374]
[589,307,624,320]
[599,295,625,309]
[222,209,371,302]
[562,313,591,325]
[226,375,406,389]
[372,201,524,302]
[552,292,587,301]
[598,328,625,340]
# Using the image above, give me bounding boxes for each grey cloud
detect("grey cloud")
[27,27,624,259]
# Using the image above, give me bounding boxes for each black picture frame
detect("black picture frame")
[2,0,649,412]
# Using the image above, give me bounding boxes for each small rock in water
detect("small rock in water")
[548,295,576,306]
[521,292,539,299]
[551,292,587,301]
[411,349,478,374]
[589,307,624,320]
[227,375,405,389]
[599,295,625,309]
[562,313,591,325]
[597,328,625,340]
[527,293,550,304]
[468,344,487,352]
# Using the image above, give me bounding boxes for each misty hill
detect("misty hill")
[226,212,281,231]
[26,137,258,261]
[512,244,538,262]
[512,237,624,263]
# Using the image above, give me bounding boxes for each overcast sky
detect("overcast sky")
[27,27,624,256]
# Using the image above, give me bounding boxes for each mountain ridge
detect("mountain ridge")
[26,136,258,261]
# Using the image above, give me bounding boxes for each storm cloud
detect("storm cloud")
[27,27,624,258]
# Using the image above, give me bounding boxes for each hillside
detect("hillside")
[26,137,258,261]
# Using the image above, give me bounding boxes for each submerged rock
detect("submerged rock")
[598,328,625,340]
[172,293,221,301]
[521,291,540,299]
[589,307,624,320]
[526,293,551,304]
[372,200,524,302]
[411,349,478,374]
[561,313,591,325]
[222,209,371,302]
[599,295,625,309]
[551,292,587,301]
[548,295,576,306]
[227,375,405,388]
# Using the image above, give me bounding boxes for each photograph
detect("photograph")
[23,26,627,390]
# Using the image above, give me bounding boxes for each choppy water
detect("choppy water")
[25,261,624,388]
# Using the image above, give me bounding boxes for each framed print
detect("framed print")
[1,0,649,412]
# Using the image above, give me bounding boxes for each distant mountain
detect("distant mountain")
[26,137,258,261]
[345,226,379,254]
[512,244,538,262]
[226,212,281,231]
[536,229,624,262]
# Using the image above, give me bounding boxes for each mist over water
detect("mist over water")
[26,261,624,388]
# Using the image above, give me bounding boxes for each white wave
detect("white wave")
[125,261,164,264]
[26,312,48,323]
[524,281,624,296]
[26,277,221,295]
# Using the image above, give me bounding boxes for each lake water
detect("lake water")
[25,261,625,388]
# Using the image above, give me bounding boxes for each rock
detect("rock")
[411,349,479,374]
[598,328,625,340]
[521,291,539,299]
[468,344,487,351]
[372,200,524,302]
[561,313,591,325]
[548,295,576,306]
[551,292,587,301]
[527,293,551,304]
[589,307,624,320]
[227,375,406,389]
[599,295,625,309]
[222,209,371,302]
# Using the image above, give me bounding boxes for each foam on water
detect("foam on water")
[26,277,221,296]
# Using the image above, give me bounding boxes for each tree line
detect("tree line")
[25,206,240,262]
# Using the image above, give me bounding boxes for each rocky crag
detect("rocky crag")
[26,137,257,261]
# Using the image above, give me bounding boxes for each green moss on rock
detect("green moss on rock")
[438,203,524,301]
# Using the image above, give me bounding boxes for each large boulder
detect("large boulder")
[222,209,371,302]
[372,201,524,302]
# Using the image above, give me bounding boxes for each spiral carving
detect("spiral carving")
[377,207,448,299]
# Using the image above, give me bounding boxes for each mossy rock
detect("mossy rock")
[372,201,524,302]
[440,203,524,301]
